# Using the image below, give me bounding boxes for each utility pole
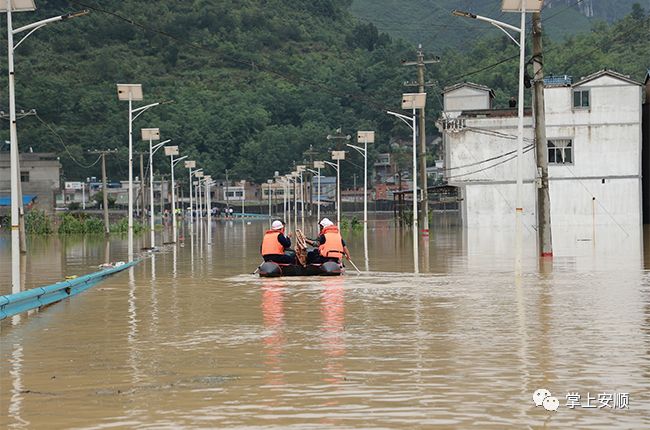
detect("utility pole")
[89,149,118,235]
[225,169,230,216]
[304,145,318,215]
[532,13,553,257]
[403,44,439,236]
[353,173,357,208]
[137,152,146,223]
[1,109,36,253]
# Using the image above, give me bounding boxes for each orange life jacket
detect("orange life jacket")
[319,225,344,260]
[261,230,285,256]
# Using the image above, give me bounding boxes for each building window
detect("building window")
[572,89,589,109]
[548,139,573,164]
[20,171,29,182]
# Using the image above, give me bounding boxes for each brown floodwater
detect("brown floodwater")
[1,218,650,429]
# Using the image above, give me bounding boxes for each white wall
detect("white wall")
[443,86,492,117]
[443,73,642,229]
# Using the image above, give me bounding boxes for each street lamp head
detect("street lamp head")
[332,151,346,160]
[116,84,143,101]
[62,10,90,20]
[357,131,375,143]
[501,0,543,12]
[402,93,427,110]
[164,146,179,156]
[141,128,160,141]
[452,9,476,19]
[0,0,35,12]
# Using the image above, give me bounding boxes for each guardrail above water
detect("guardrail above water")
[0,260,139,321]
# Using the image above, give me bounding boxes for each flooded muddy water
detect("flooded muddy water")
[2,219,650,428]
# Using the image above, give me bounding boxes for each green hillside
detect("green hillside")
[0,0,416,185]
[350,0,649,52]
[1,1,649,187]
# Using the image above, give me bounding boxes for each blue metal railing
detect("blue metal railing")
[0,260,139,320]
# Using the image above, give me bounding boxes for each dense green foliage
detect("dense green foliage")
[0,1,648,190]
[58,213,105,234]
[109,217,145,234]
[25,209,54,234]
[350,0,650,51]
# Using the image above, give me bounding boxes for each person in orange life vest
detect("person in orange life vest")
[261,220,295,264]
[306,218,350,264]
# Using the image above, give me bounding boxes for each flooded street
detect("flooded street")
[2,219,650,429]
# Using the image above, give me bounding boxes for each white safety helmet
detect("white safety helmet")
[319,218,333,228]
[271,220,284,230]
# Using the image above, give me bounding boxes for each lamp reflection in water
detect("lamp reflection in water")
[320,277,346,384]
[126,265,143,417]
[9,341,29,428]
[261,280,286,387]
[150,254,159,339]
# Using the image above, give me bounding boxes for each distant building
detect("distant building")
[438,69,643,228]
[373,153,395,184]
[0,152,61,213]
[311,176,336,202]
[441,82,495,118]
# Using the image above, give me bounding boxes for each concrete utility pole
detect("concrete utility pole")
[304,145,318,214]
[89,149,118,235]
[403,44,439,236]
[532,12,553,257]
[138,152,146,223]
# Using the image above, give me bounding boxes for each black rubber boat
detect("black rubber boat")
[258,261,343,277]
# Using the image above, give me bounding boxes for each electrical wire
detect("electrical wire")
[34,113,102,169]
[444,143,535,171]
[446,144,535,179]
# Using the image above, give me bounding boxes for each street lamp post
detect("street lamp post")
[185,160,196,227]
[204,175,212,234]
[164,145,185,242]
[348,131,374,230]
[296,165,306,232]
[195,170,204,224]
[117,84,167,260]
[453,1,544,264]
[388,92,427,273]
[4,1,88,292]
[142,128,161,248]
[267,179,273,227]
[240,180,245,217]
[289,172,298,230]
[351,131,374,272]
[282,176,289,227]
[310,161,325,225]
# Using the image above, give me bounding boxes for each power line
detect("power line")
[446,144,535,179]
[34,113,102,169]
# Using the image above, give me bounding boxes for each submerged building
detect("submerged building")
[438,70,643,228]
[0,152,61,214]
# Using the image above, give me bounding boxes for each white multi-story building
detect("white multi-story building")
[438,70,643,228]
